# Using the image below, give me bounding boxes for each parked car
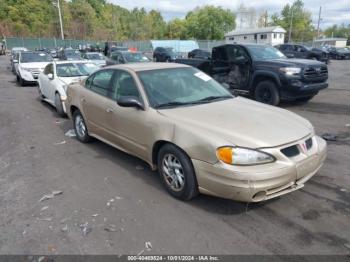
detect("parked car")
[0,41,5,55]
[82,52,106,67]
[176,44,329,105]
[327,47,350,60]
[106,51,150,66]
[188,49,211,59]
[15,51,53,86]
[153,47,178,62]
[65,63,327,202]
[57,49,82,61]
[38,61,99,116]
[275,44,329,63]
[10,47,28,73]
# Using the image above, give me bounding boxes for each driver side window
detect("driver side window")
[44,64,53,75]
[110,70,141,101]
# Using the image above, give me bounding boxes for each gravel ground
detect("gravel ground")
[0,55,349,255]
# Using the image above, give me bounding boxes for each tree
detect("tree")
[184,6,236,40]
[324,24,350,40]
[270,0,314,42]
[166,19,187,39]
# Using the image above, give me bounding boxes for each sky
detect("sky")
[109,0,350,29]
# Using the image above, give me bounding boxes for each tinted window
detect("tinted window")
[44,64,53,75]
[90,70,114,97]
[110,70,140,101]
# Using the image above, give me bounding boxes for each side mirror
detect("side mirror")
[235,56,248,65]
[13,59,18,63]
[117,96,144,110]
[47,73,54,80]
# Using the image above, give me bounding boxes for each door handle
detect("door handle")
[81,98,86,103]
[106,108,114,113]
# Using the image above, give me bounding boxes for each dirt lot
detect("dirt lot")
[0,55,349,255]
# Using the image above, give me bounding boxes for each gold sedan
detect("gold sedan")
[66,63,327,202]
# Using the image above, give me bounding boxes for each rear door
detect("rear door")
[80,69,115,137]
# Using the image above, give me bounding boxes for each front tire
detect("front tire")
[157,144,199,201]
[55,93,66,117]
[73,110,92,143]
[254,80,280,106]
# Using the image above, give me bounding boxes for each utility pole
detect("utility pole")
[288,7,294,43]
[55,0,64,40]
[316,6,322,39]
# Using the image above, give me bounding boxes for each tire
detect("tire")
[37,84,45,100]
[296,95,315,103]
[73,110,92,143]
[254,80,280,106]
[55,93,66,117]
[19,75,26,86]
[157,144,199,201]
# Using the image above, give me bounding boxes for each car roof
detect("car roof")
[53,60,94,65]
[106,62,190,72]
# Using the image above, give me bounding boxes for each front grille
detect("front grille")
[303,66,328,79]
[305,138,313,150]
[281,145,299,157]
[281,138,314,158]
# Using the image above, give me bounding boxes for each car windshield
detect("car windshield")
[165,48,176,56]
[338,48,349,52]
[65,50,81,59]
[21,52,53,63]
[137,67,233,108]
[124,52,150,63]
[86,53,104,60]
[56,63,99,77]
[247,45,286,60]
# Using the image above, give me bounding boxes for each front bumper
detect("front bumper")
[281,79,328,100]
[192,136,327,202]
[19,69,42,82]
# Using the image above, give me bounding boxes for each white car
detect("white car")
[38,61,99,116]
[82,52,107,67]
[16,51,52,86]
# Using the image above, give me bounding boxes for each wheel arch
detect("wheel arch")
[251,72,281,93]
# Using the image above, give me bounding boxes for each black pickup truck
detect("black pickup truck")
[176,44,328,105]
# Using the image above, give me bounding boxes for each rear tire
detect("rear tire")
[254,80,280,106]
[157,144,199,201]
[73,110,92,143]
[55,93,66,117]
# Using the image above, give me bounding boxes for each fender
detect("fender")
[250,70,282,90]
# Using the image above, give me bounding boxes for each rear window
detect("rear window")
[21,52,52,63]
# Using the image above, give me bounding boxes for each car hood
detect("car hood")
[59,76,87,86]
[158,97,313,148]
[255,58,325,68]
[20,62,50,70]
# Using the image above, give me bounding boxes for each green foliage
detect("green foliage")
[0,1,235,40]
[184,6,236,40]
[324,24,350,39]
[270,0,315,42]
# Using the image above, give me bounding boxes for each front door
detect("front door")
[104,69,149,160]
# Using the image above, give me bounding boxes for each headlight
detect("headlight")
[280,67,301,76]
[216,147,275,166]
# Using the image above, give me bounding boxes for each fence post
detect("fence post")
[54,37,57,48]
[22,37,24,47]
[39,38,42,49]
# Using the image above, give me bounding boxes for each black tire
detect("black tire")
[19,75,26,86]
[296,95,315,103]
[254,80,280,106]
[55,93,66,117]
[16,75,19,82]
[73,110,92,143]
[157,144,199,201]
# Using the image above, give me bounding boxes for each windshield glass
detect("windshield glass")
[56,63,99,77]
[137,67,232,108]
[65,50,82,59]
[21,52,53,63]
[247,45,286,60]
[124,52,150,63]
[86,53,104,60]
[338,48,349,52]
[165,48,176,56]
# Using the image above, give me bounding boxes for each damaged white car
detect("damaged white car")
[38,61,99,116]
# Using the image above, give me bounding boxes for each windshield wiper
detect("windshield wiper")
[194,95,233,104]
[155,101,191,109]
